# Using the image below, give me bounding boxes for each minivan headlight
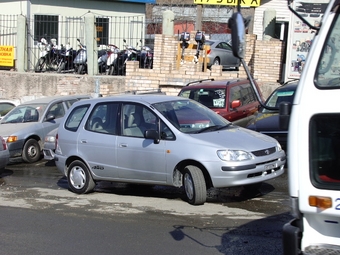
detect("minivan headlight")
[217,150,253,161]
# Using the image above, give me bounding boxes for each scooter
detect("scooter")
[106,44,120,75]
[139,40,153,69]
[34,38,60,72]
[113,39,139,75]
[73,38,108,74]
[57,43,77,73]
[73,38,87,74]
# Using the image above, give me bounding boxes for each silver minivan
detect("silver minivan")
[55,95,286,205]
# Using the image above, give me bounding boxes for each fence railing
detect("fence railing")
[0,14,157,72]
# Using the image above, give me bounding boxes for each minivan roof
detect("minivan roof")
[21,95,91,105]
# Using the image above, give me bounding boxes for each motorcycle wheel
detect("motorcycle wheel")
[108,66,115,75]
[57,62,66,73]
[34,58,46,73]
[77,64,85,74]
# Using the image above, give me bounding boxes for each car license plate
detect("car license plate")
[264,163,277,170]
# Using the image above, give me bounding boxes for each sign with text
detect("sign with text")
[0,46,14,67]
[194,0,260,7]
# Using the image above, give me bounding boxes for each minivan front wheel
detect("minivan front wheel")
[67,160,95,194]
[22,139,41,163]
[183,165,206,205]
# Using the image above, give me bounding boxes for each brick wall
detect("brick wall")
[124,33,285,98]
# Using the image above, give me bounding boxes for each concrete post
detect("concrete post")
[17,15,26,72]
[162,10,174,36]
[263,9,276,41]
[85,14,97,76]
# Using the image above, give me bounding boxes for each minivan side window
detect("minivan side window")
[65,105,90,132]
[86,102,118,135]
[122,103,157,138]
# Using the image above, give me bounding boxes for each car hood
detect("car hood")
[246,112,284,132]
[189,125,279,151]
[0,122,40,136]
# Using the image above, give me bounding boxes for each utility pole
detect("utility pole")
[196,4,202,30]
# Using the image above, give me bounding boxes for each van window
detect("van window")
[310,114,340,189]
[86,103,118,135]
[315,12,340,88]
[65,105,89,132]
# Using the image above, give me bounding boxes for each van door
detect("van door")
[77,102,119,178]
[116,103,167,182]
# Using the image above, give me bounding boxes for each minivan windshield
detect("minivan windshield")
[1,103,46,124]
[153,99,230,133]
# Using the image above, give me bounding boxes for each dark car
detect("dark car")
[205,40,240,70]
[178,78,264,127]
[246,82,298,150]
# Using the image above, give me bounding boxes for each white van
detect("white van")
[229,0,340,253]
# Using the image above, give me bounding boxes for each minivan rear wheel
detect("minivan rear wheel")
[67,160,95,194]
[183,165,206,205]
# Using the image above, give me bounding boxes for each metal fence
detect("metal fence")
[0,14,156,72]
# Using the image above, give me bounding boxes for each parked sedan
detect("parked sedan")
[0,95,90,163]
[42,128,58,161]
[205,40,240,70]
[55,95,286,205]
[0,99,19,120]
[246,82,298,151]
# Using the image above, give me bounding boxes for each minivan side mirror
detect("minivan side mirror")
[145,130,160,144]
[229,12,246,59]
[279,102,292,130]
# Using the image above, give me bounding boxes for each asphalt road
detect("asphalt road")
[0,160,292,255]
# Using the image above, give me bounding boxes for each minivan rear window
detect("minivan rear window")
[310,114,340,190]
[65,104,90,132]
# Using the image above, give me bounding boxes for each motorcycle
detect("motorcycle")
[57,43,77,73]
[34,38,60,72]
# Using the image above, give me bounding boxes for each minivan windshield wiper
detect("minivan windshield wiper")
[196,123,232,133]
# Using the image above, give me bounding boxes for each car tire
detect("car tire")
[67,160,95,194]
[22,139,41,163]
[183,165,206,205]
[213,58,220,66]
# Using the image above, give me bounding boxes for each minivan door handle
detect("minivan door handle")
[80,139,87,144]
[119,143,128,148]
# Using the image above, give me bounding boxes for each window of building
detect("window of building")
[34,15,59,44]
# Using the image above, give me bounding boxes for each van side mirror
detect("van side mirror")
[279,102,292,130]
[145,130,160,144]
[228,12,246,59]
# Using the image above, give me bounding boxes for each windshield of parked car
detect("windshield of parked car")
[1,103,47,123]
[152,99,230,133]
[262,87,296,113]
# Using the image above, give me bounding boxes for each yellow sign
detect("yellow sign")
[194,0,260,7]
[0,46,14,67]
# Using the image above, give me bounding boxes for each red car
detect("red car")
[178,79,264,127]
